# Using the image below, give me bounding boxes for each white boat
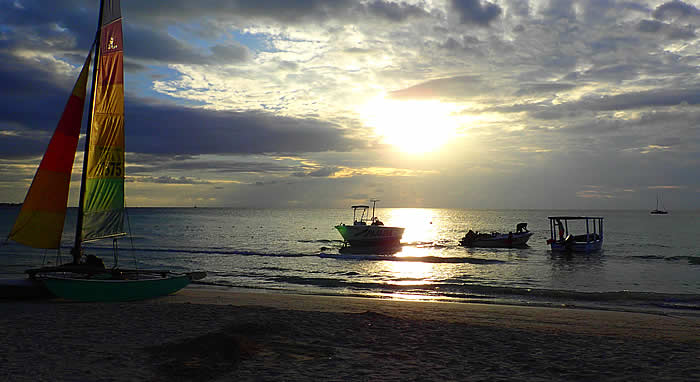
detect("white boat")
[460,227,533,248]
[547,216,604,253]
[334,200,404,247]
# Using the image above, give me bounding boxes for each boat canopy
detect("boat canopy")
[548,216,604,243]
[351,205,370,209]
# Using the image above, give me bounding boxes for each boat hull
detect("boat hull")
[550,239,603,253]
[335,225,404,247]
[41,274,191,302]
[460,232,533,248]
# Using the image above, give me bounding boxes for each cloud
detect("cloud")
[652,1,700,21]
[126,0,430,26]
[125,99,366,156]
[0,1,96,51]
[124,25,211,65]
[515,83,578,96]
[364,1,430,22]
[293,167,340,178]
[209,43,251,63]
[450,0,502,26]
[127,154,315,176]
[648,185,685,189]
[488,87,700,119]
[125,26,252,65]
[128,176,212,184]
[389,75,490,100]
[0,48,89,158]
[0,38,366,160]
[637,19,697,40]
[560,88,700,113]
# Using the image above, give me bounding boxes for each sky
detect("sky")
[0,0,698,209]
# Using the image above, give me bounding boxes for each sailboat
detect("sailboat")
[650,193,668,215]
[5,0,203,301]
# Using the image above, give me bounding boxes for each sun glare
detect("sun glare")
[359,96,461,153]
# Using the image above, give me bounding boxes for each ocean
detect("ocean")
[1,207,699,314]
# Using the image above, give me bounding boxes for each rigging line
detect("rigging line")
[56,247,63,266]
[124,205,139,272]
[112,238,119,269]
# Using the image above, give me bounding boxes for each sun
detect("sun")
[359,96,461,153]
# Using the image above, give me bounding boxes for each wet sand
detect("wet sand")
[2,286,699,381]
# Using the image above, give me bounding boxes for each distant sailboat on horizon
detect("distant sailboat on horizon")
[650,193,668,215]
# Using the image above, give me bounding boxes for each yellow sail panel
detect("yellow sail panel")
[86,145,124,179]
[9,211,67,249]
[9,53,91,249]
[88,113,124,149]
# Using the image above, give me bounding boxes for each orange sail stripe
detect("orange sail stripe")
[97,51,123,86]
[18,171,72,212]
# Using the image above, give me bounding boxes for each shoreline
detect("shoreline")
[190,280,700,315]
[2,286,700,380]
[162,285,700,343]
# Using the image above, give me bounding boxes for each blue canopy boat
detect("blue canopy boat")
[547,216,604,253]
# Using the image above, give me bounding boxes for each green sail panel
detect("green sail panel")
[82,7,125,242]
[83,177,124,240]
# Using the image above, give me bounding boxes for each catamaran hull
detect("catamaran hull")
[41,274,191,302]
[335,225,404,247]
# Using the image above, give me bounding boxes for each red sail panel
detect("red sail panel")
[9,53,92,249]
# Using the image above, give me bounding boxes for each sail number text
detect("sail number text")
[94,161,123,177]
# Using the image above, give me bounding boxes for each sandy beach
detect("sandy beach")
[2,286,699,381]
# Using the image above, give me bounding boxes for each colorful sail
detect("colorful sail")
[82,0,125,241]
[8,53,92,248]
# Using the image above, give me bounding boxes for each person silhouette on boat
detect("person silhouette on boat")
[85,254,105,269]
[462,230,476,246]
[507,231,513,247]
[556,219,565,241]
[516,223,528,233]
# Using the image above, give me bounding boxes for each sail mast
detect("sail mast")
[72,0,105,264]
[656,193,659,210]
